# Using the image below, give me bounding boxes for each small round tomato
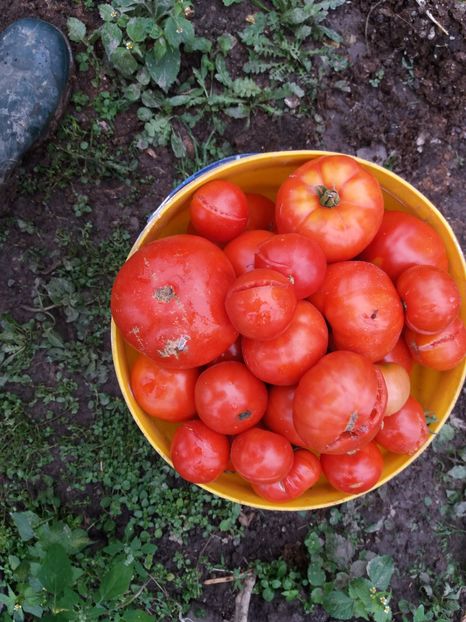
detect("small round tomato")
[224,230,274,276]
[397,265,461,334]
[255,232,327,299]
[189,180,248,243]
[171,420,229,484]
[230,428,294,483]
[276,155,384,262]
[375,396,429,454]
[242,301,328,385]
[111,234,238,369]
[294,351,387,454]
[405,316,466,371]
[375,363,411,416]
[360,210,448,280]
[316,261,404,361]
[263,385,306,447]
[246,193,276,231]
[195,361,268,435]
[130,354,199,421]
[321,443,384,494]
[379,336,413,374]
[208,337,243,365]
[225,268,297,340]
[252,450,321,501]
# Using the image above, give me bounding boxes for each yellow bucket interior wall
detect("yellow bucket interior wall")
[111,151,466,511]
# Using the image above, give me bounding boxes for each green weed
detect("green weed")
[19,115,137,197]
[66,0,346,163]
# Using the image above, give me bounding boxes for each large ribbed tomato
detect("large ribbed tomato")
[275,155,384,262]
[294,351,387,454]
[111,234,238,369]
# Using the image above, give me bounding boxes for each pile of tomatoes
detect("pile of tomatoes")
[111,154,466,503]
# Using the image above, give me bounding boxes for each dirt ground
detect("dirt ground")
[1,1,465,620]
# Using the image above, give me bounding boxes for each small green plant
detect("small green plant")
[72,193,93,217]
[401,55,415,86]
[67,17,101,76]
[239,0,347,102]
[0,512,168,621]
[369,68,385,88]
[250,524,394,621]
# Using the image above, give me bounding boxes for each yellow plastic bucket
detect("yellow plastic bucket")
[111,150,466,511]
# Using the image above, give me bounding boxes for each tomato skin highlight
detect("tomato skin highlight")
[396,265,461,334]
[246,193,276,231]
[225,268,297,340]
[375,396,429,454]
[263,385,307,447]
[111,234,238,369]
[255,232,327,299]
[294,351,387,455]
[316,260,404,362]
[252,450,321,501]
[195,361,268,435]
[130,354,199,421]
[242,300,328,386]
[405,316,466,371]
[321,442,384,494]
[230,428,294,484]
[360,210,449,280]
[171,420,230,484]
[189,180,249,243]
[276,155,384,262]
[224,229,274,276]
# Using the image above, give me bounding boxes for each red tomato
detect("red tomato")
[224,230,274,276]
[208,337,243,365]
[375,363,411,416]
[396,265,461,334]
[246,193,276,231]
[195,361,268,435]
[375,396,429,454]
[275,155,384,262]
[263,385,306,447]
[316,261,404,361]
[225,268,297,340]
[255,232,327,299]
[130,354,199,421]
[242,301,328,385]
[379,336,413,374]
[294,351,387,454]
[230,428,294,483]
[189,180,248,243]
[111,235,238,369]
[252,450,321,501]
[360,210,448,280]
[405,316,466,371]
[171,420,229,484]
[321,442,384,494]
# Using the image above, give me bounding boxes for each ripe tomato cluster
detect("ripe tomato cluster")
[111,154,466,503]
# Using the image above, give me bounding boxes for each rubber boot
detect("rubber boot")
[0,17,72,187]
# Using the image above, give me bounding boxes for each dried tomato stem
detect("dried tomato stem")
[316,185,340,208]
